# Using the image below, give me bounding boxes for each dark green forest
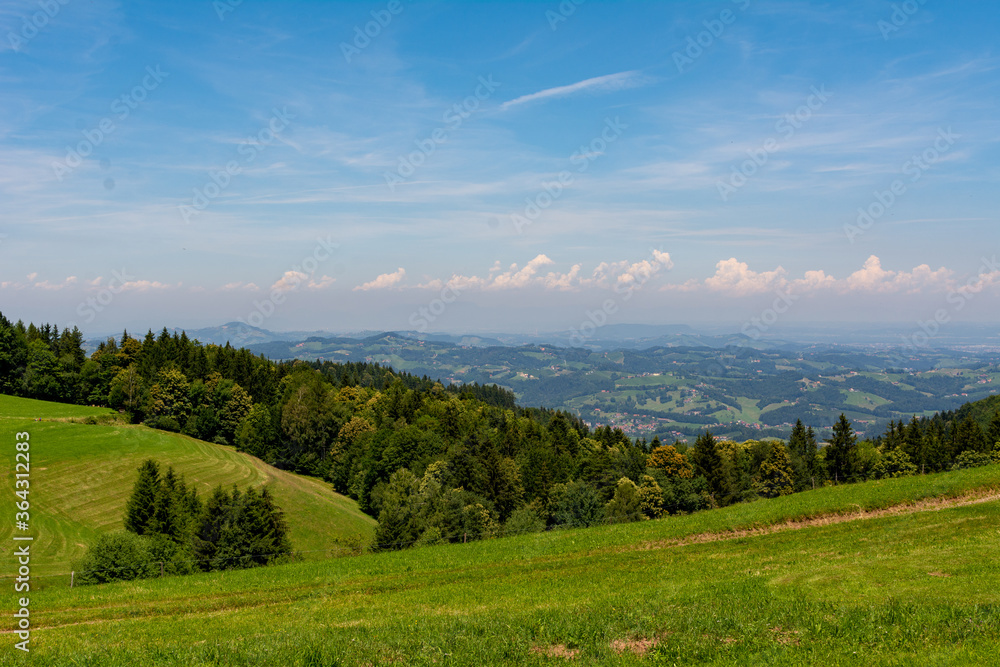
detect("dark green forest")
[2,312,999,554]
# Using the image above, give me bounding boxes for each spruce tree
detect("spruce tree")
[124,459,161,535]
[691,432,723,501]
[953,416,987,457]
[149,467,189,543]
[788,420,819,490]
[252,487,293,564]
[988,411,1000,451]
[903,417,928,473]
[826,414,857,483]
[193,486,232,571]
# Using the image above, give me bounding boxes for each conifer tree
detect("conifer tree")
[826,414,857,483]
[953,415,987,457]
[902,417,928,473]
[149,467,192,543]
[691,432,724,501]
[988,411,1000,451]
[787,420,819,490]
[124,459,161,535]
[193,486,231,570]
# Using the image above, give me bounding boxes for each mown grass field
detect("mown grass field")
[0,395,375,580]
[4,453,1000,665]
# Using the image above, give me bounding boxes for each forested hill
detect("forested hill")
[3,312,999,554]
[0,313,627,526]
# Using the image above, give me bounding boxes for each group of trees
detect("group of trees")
[77,460,292,584]
[368,437,710,551]
[4,311,1000,559]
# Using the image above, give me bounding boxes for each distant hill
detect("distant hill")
[168,322,338,347]
[147,322,790,353]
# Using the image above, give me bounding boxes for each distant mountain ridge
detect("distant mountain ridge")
[160,322,787,353]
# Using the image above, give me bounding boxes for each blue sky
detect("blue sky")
[2,0,999,336]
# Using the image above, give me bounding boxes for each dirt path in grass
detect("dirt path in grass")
[634,487,1000,553]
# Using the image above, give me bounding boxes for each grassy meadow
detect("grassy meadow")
[3,395,1000,665]
[4,467,1000,663]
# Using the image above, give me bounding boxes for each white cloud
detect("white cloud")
[222,281,260,291]
[381,252,672,292]
[272,270,336,293]
[617,250,673,286]
[32,276,79,291]
[791,270,837,291]
[668,255,963,296]
[355,268,406,291]
[271,271,309,293]
[501,71,647,110]
[307,275,335,290]
[844,256,952,293]
[705,258,788,295]
[117,280,174,292]
[489,255,554,289]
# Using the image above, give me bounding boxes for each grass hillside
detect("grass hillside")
[0,395,375,578]
[0,394,117,420]
[10,463,1000,665]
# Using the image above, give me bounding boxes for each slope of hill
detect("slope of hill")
[0,395,375,577]
[13,464,1000,665]
[953,393,1000,433]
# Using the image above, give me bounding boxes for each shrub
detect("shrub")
[951,450,994,471]
[144,416,181,432]
[501,505,545,537]
[549,480,605,529]
[872,448,918,479]
[604,477,645,524]
[413,526,447,548]
[75,532,154,585]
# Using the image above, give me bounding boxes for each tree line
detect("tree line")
[2,311,999,557]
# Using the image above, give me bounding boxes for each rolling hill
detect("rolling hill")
[10,462,1000,665]
[0,395,375,578]
[239,333,1000,441]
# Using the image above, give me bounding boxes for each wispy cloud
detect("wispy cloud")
[501,71,649,111]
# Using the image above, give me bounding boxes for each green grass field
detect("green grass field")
[0,395,375,580]
[4,452,1000,665]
